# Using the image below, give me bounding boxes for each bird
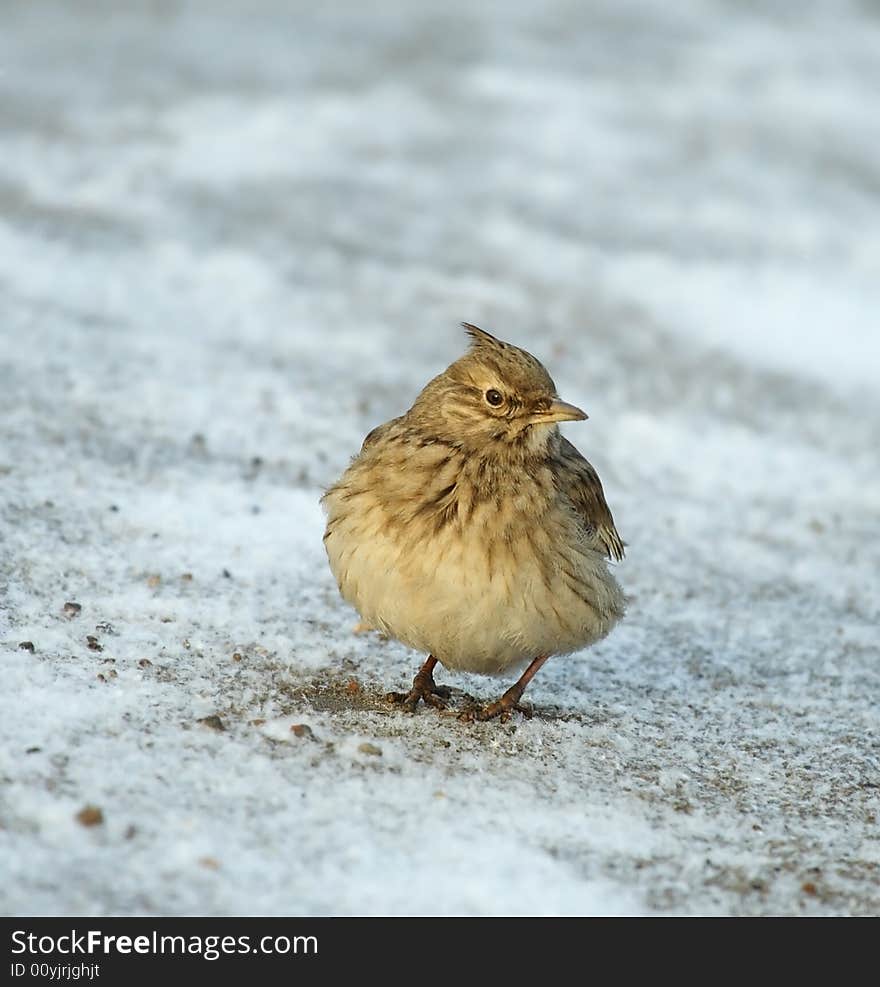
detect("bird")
[321,324,626,721]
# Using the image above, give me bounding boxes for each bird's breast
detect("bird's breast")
[323,457,624,674]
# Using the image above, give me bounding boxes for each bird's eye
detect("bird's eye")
[485,389,504,407]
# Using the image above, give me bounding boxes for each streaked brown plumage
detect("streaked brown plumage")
[322,324,625,720]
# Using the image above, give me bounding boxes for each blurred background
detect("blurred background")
[5,0,878,408]
[2,0,879,916]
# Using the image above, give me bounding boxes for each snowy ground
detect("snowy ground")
[2,0,879,916]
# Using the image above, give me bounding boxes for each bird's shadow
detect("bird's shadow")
[281,672,573,725]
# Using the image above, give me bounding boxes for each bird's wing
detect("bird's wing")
[553,436,625,562]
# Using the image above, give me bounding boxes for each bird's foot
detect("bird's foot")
[387,657,451,713]
[458,655,549,722]
[459,693,533,723]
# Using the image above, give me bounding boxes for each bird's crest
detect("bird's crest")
[462,323,507,353]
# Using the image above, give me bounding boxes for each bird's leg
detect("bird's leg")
[387,655,451,712]
[467,655,551,722]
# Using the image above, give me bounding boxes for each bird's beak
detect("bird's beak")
[531,400,588,424]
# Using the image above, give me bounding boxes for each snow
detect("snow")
[2,0,879,916]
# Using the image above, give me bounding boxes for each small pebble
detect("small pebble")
[358,742,383,757]
[197,715,226,731]
[18,641,35,653]
[63,601,82,618]
[76,805,104,827]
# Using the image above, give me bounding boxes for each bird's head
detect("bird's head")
[408,324,587,457]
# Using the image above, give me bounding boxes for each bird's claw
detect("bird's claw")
[387,680,451,714]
